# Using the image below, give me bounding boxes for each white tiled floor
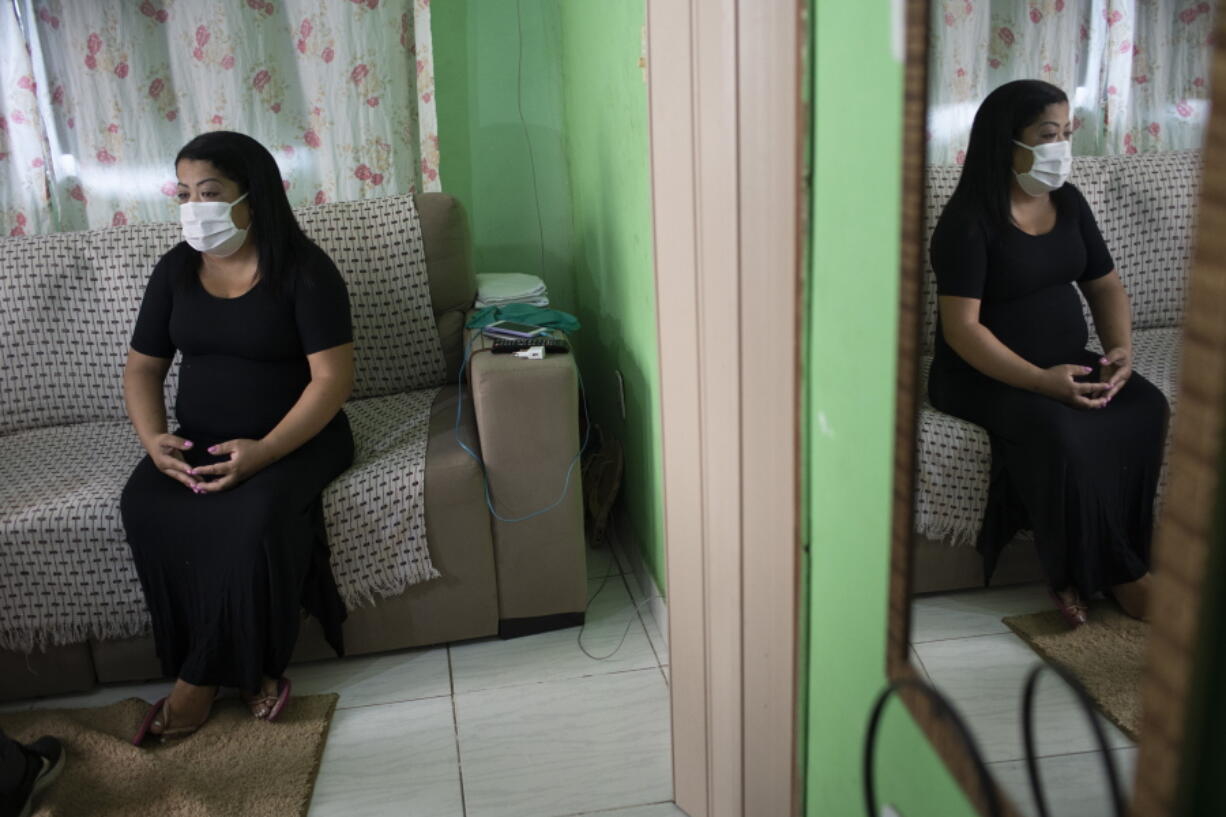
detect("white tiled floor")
[9,543,678,817]
[911,584,1138,817]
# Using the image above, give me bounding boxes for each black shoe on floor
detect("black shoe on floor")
[14,736,64,817]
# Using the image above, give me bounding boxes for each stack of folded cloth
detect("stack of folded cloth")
[475,272,549,308]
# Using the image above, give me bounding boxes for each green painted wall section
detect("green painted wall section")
[433,2,665,589]
[804,3,977,814]
[556,1,665,588]
[432,1,576,310]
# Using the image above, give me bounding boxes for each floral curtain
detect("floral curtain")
[1,0,440,236]
[929,0,1216,164]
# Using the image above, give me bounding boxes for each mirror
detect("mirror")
[887,2,1225,815]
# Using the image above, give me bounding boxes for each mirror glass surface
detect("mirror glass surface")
[907,2,1214,814]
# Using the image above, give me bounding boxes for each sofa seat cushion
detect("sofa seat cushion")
[0,388,446,653]
[914,327,1181,546]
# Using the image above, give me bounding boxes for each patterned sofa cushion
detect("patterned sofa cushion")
[0,387,441,652]
[920,150,1202,354]
[0,194,447,436]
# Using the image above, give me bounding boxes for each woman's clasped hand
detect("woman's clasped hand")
[1035,346,1132,409]
[189,439,273,494]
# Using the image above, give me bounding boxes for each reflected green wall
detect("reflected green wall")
[432,1,665,589]
[804,2,977,814]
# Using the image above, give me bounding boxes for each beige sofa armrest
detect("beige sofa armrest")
[464,326,587,626]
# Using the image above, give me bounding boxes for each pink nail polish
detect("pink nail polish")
[183,441,193,449]
[208,446,218,454]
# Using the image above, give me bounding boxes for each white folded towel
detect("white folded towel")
[475,296,551,308]
[476,273,548,307]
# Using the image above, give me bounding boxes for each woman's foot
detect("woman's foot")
[150,679,217,739]
[1111,573,1152,621]
[1049,587,1088,628]
[241,676,285,720]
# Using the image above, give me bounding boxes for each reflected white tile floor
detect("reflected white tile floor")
[911,584,1138,816]
[2,543,676,817]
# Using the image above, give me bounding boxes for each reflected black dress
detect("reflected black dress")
[927,184,1169,597]
[121,242,353,693]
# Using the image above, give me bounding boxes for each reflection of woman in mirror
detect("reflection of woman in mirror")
[928,79,1168,628]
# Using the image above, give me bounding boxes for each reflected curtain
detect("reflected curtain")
[0,0,440,236]
[929,0,1216,164]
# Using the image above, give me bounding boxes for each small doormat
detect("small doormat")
[1003,603,1146,741]
[0,693,338,817]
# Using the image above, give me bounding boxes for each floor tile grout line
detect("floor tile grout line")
[987,743,1139,765]
[911,630,1029,645]
[551,799,678,817]
[453,665,663,699]
[336,691,453,711]
[447,645,470,817]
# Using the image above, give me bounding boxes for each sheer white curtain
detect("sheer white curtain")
[929,0,1215,164]
[0,0,440,236]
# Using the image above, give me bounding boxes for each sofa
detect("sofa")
[911,150,1200,594]
[0,192,587,701]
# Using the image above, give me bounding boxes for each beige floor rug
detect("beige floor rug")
[1003,602,1147,742]
[0,693,338,817]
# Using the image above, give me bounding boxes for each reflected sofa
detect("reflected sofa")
[912,150,1200,593]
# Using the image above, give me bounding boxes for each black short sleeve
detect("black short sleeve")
[930,203,989,299]
[130,253,177,358]
[295,248,353,355]
[1069,184,1115,282]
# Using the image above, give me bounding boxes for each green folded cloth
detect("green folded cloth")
[466,304,581,333]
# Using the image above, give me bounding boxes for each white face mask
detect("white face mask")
[1012,140,1072,196]
[180,192,249,256]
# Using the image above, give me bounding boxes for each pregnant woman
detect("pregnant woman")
[122,131,354,742]
[928,80,1169,628]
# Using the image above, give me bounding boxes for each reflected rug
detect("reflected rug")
[0,693,338,816]
[1003,602,1146,741]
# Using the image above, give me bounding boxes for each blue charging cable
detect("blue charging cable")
[453,331,591,523]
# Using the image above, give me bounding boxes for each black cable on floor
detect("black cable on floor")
[863,677,1003,817]
[1021,663,1126,817]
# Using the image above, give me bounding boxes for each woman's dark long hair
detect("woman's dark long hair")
[950,80,1069,233]
[175,130,313,294]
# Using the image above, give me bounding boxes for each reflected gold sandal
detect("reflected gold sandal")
[242,676,292,721]
[1049,588,1089,629]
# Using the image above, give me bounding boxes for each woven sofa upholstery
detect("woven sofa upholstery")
[0,192,587,700]
[911,150,1200,592]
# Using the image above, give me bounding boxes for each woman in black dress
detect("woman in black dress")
[928,80,1168,628]
[122,131,354,741]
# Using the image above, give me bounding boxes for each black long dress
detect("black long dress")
[927,183,1169,597]
[121,242,353,694]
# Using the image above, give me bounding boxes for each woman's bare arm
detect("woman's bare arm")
[1078,270,1132,355]
[124,348,200,489]
[1078,270,1134,395]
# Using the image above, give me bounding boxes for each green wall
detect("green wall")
[556,2,665,587]
[432,0,576,310]
[804,2,977,814]
[433,1,665,588]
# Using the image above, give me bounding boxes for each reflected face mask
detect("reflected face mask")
[180,192,249,256]
[1012,140,1072,196]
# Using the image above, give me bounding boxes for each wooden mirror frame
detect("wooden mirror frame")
[885,1,1226,815]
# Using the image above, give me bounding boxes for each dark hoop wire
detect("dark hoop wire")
[1021,663,1126,817]
[864,677,1003,817]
